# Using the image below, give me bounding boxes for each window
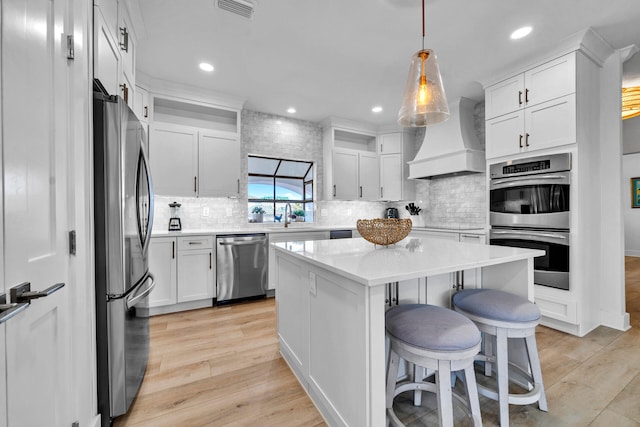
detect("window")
[248,155,314,223]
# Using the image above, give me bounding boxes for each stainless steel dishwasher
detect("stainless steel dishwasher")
[216,233,268,304]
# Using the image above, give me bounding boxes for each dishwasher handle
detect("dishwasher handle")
[218,238,268,247]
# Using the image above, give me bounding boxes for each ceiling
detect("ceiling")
[134,0,640,126]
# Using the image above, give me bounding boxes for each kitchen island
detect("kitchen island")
[272,236,544,427]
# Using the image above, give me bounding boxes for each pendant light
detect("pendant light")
[622,87,640,120]
[398,0,449,127]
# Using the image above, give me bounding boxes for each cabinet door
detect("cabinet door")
[198,133,240,197]
[358,152,379,200]
[149,123,198,196]
[93,6,121,97]
[378,133,402,154]
[525,94,576,153]
[486,110,525,159]
[524,53,576,107]
[332,149,358,200]
[148,238,177,307]
[133,85,149,123]
[177,249,215,302]
[485,74,525,119]
[119,5,136,94]
[380,153,402,201]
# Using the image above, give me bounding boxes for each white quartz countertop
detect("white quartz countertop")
[150,224,486,237]
[273,237,542,286]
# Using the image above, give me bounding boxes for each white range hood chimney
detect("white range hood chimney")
[408,97,485,179]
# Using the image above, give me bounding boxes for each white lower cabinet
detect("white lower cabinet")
[148,237,177,307]
[177,236,215,301]
[147,235,214,314]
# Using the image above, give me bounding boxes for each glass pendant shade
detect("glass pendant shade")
[622,87,640,120]
[398,49,449,127]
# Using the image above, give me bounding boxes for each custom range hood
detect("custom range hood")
[408,97,485,179]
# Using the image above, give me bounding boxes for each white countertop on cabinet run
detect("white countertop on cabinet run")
[273,237,542,287]
[150,224,486,237]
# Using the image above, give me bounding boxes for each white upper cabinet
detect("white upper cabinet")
[358,151,380,200]
[198,132,240,198]
[133,84,149,123]
[323,121,379,201]
[118,2,136,107]
[148,94,241,198]
[94,5,121,96]
[149,123,199,197]
[377,131,415,201]
[93,0,137,103]
[485,52,579,158]
[485,53,576,120]
[378,133,402,154]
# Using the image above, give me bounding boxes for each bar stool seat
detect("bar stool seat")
[386,304,483,427]
[452,289,548,427]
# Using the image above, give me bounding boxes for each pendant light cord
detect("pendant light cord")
[421,0,425,50]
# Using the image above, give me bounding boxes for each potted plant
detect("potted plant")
[293,209,305,222]
[250,206,265,223]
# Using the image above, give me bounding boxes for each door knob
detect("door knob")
[0,293,29,324]
[10,282,65,304]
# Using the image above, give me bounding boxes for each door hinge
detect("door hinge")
[69,230,77,255]
[66,34,75,60]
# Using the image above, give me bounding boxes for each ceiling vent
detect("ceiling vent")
[216,0,256,19]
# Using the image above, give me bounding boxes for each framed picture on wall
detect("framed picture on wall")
[632,177,640,208]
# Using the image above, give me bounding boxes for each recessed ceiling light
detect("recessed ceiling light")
[372,106,383,113]
[510,26,532,40]
[199,62,214,72]
[287,107,296,114]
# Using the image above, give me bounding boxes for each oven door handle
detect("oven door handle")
[492,230,568,240]
[490,174,569,189]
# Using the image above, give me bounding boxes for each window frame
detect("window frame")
[248,155,314,223]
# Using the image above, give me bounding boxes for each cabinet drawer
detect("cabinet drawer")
[535,291,577,324]
[178,235,214,250]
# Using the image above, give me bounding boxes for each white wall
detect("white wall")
[623,116,640,154]
[623,153,640,256]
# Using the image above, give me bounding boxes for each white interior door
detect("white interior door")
[2,0,73,425]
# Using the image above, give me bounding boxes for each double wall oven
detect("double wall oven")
[489,153,571,290]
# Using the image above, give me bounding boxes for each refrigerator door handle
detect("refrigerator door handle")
[137,143,154,255]
[126,274,155,310]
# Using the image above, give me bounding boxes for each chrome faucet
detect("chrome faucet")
[284,203,292,228]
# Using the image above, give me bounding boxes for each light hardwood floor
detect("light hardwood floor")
[116,257,640,426]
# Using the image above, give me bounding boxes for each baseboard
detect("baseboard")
[625,251,640,257]
[600,310,631,331]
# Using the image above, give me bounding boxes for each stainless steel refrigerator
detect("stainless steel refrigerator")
[93,91,155,426]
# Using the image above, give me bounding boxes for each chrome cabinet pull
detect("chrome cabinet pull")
[188,241,203,245]
[10,282,65,304]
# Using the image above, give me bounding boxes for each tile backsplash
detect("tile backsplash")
[151,103,487,232]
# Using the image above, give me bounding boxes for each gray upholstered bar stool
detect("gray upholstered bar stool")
[385,304,483,427]
[452,289,548,427]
